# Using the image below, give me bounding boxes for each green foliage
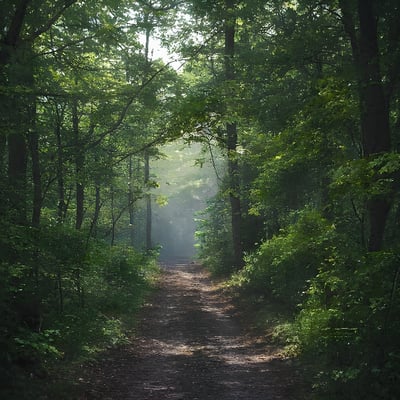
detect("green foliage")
[0,221,159,398]
[229,206,400,399]
[1,0,400,399]
[187,1,400,398]
[86,244,157,315]
[296,250,400,399]
[195,193,235,276]
[332,153,400,201]
[229,209,335,308]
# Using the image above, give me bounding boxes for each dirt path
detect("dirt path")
[79,263,303,399]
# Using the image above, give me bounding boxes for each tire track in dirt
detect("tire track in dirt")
[80,263,303,399]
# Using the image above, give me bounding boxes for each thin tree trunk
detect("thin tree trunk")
[72,96,85,308]
[75,268,84,308]
[111,187,116,246]
[0,131,5,175]
[144,150,152,251]
[224,0,243,268]
[8,132,28,224]
[75,166,85,230]
[90,186,101,238]
[57,268,64,314]
[128,155,135,246]
[29,126,42,228]
[55,104,67,222]
[143,18,153,252]
[0,131,6,218]
[72,97,85,230]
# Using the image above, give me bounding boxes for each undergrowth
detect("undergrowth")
[0,222,159,400]
[220,210,400,399]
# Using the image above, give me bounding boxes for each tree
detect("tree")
[0,1,79,224]
[339,0,400,251]
[224,0,243,268]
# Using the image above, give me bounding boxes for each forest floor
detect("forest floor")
[75,262,305,399]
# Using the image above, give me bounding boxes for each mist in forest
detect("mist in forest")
[151,141,220,261]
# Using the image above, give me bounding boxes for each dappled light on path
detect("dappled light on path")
[79,263,301,399]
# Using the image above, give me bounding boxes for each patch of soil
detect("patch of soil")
[77,263,304,399]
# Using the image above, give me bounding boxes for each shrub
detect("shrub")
[296,250,400,399]
[229,209,335,308]
[0,221,159,398]
[195,194,235,276]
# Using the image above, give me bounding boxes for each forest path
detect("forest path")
[79,263,302,399]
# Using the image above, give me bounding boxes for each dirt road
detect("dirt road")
[80,263,303,399]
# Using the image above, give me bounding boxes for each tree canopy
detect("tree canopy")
[1,1,400,398]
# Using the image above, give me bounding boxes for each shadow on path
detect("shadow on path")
[79,263,303,399]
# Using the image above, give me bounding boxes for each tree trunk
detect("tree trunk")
[57,268,64,314]
[357,0,392,251]
[142,18,153,252]
[75,171,84,230]
[224,0,243,268]
[144,150,152,251]
[8,132,28,224]
[90,186,101,238]
[6,42,36,225]
[110,187,116,246]
[29,126,42,228]
[128,155,135,246]
[72,97,84,230]
[340,0,392,251]
[0,133,6,217]
[0,0,30,66]
[55,104,67,222]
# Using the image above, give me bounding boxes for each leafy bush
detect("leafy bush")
[228,206,400,399]
[0,221,159,398]
[195,193,235,276]
[296,249,400,399]
[229,209,335,308]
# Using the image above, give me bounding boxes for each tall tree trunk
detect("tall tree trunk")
[89,186,101,238]
[88,151,102,239]
[29,123,41,228]
[340,0,392,251]
[110,187,116,246]
[57,268,64,314]
[128,155,135,246]
[8,131,28,224]
[75,164,85,229]
[144,150,152,251]
[143,18,153,252]
[0,132,6,217]
[0,0,30,66]
[6,41,37,225]
[224,0,243,267]
[357,0,391,251]
[55,104,67,222]
[72,97,84,230]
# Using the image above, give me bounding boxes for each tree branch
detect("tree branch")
[4,0,31,43]
[0,0,31,63]
[338,0,360,64]
[384,6,400,101]
[29,0,79,41]
[35,34,98,57]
